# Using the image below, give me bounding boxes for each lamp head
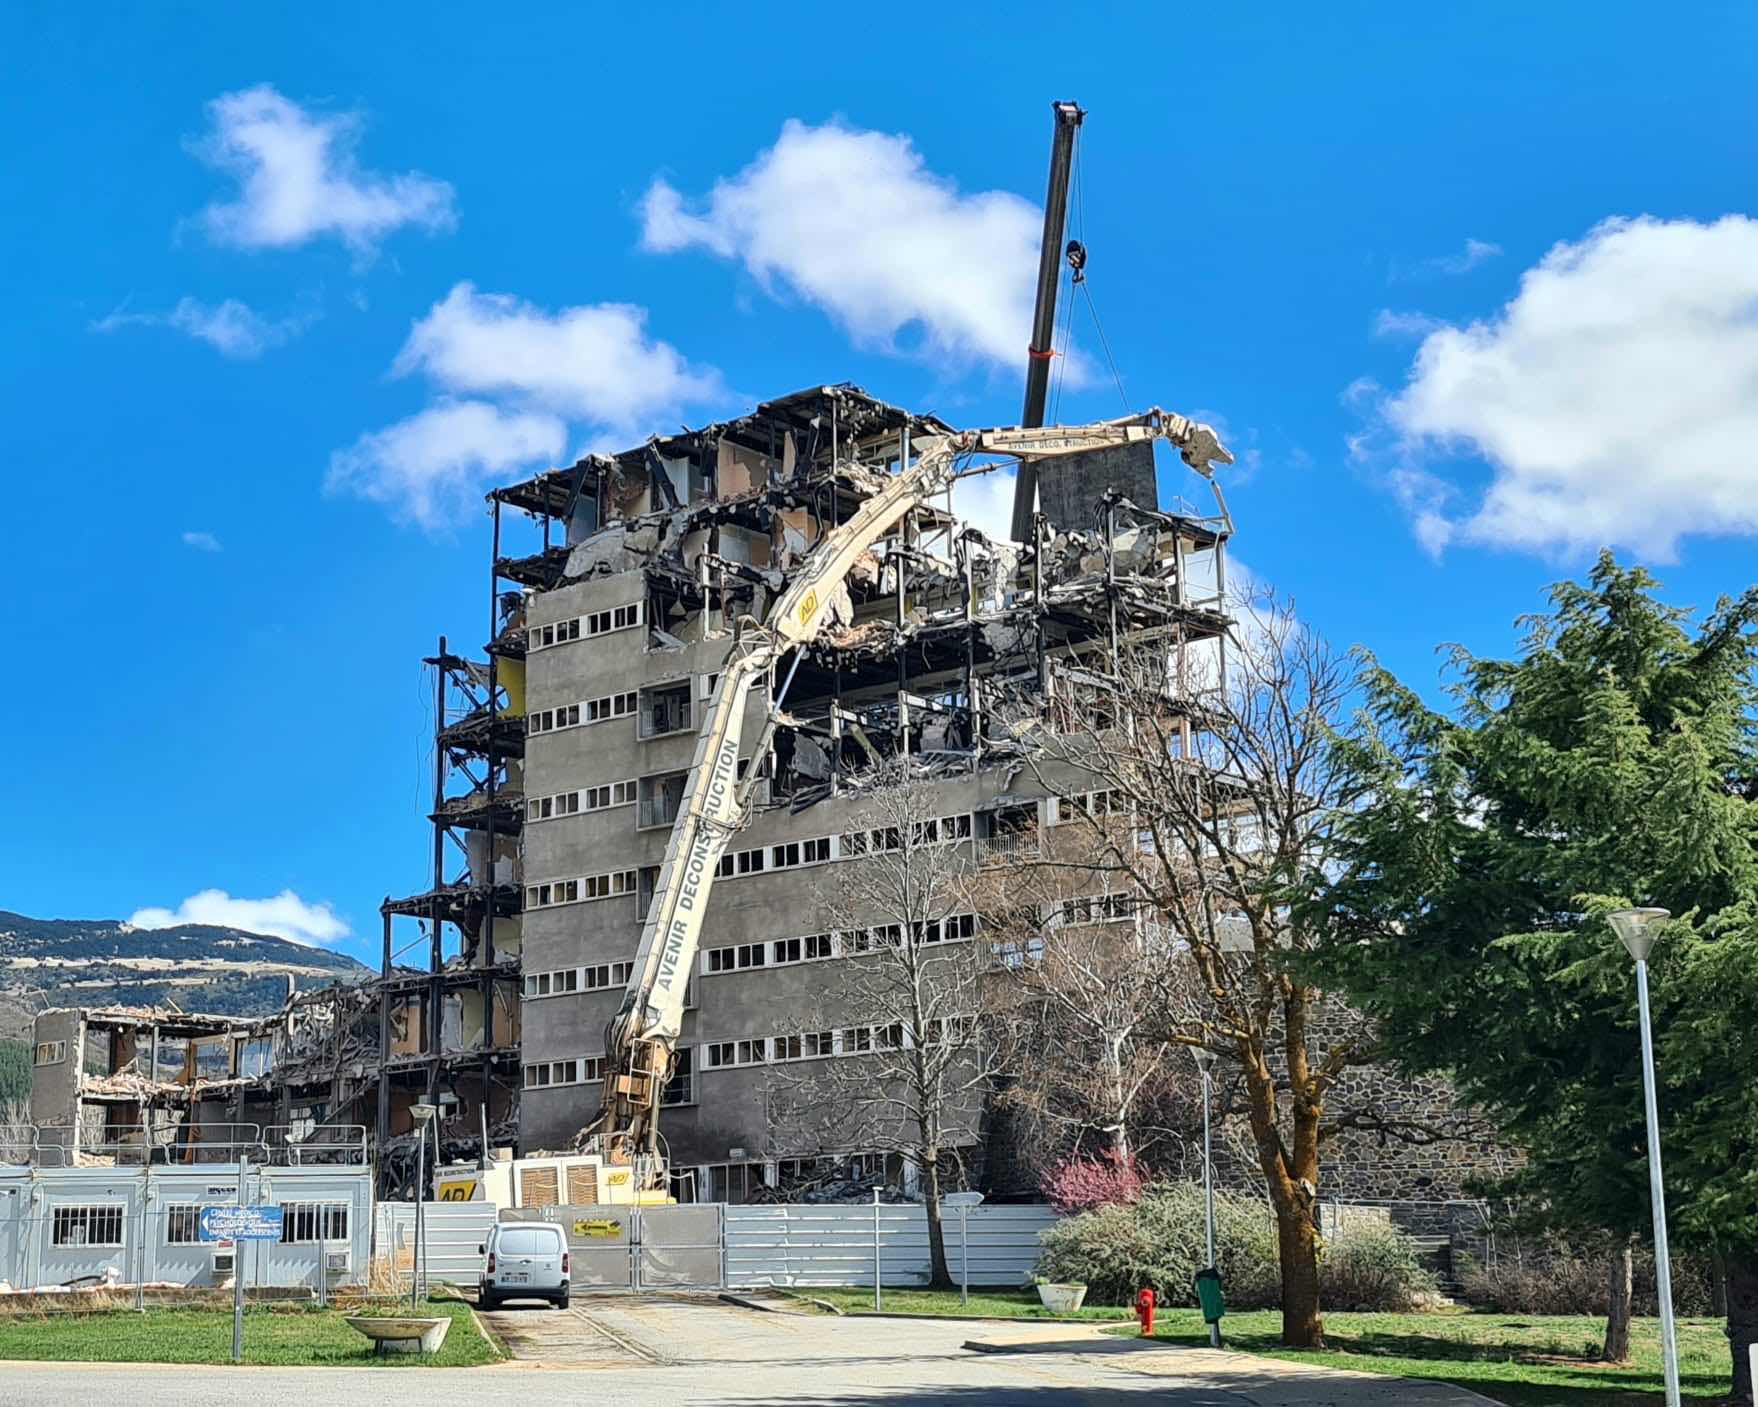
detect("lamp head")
[1607,907,1671,964]
[410,1102,437,1124]
[1191,1046,1219,1075]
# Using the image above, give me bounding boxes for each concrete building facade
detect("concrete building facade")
[493,386,1234,1200]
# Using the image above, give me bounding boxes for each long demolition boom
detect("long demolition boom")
[582,410,1233,1182]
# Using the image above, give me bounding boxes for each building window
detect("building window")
[33,1040,66,1066]
[660,1047,695,1105]
[52,1205,124,1247]
[164,1205,203,1245]
[280,1202,349,1244]
[638,681,693,738]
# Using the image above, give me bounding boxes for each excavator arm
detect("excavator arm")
[580,409,1230,1178]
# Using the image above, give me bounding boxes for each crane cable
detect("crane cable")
[1068,133,1132,415]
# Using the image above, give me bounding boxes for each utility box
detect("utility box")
[1194,1266,1225,1325]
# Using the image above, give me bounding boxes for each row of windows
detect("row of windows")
[522,1056,606,1088]
[528,690,637,736]
[529,601,642,652]
[52,1202,349,1247]
[525,869,637,909]
[527,778,636,822]
[702,915,976,974]
[524,960,635,1000]
[712,814,973,882]
[701,1017,973,1070]
[524,1050,696,1104]
[1051,893,1138,926]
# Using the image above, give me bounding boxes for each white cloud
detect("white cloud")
[93,296,312,358]
[393,282,720,427]
[128,888,348,947]
[190,84,455,257]
[640,118,1046,371]
[327,399,566,529]
[950,466,1019,544]
[1367,215,1758,560]
[181,530,222,552]
[329,282,723,526]
[1373,309,1445,339]
[1393,237,1503,281]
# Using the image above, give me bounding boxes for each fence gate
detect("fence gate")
[638,1204,723,1290]
[506,1204,725,1292]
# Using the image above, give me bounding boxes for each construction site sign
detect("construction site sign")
[573,1218,622,1239]
[436,1176,480,1201]
[199,1205,283,1242]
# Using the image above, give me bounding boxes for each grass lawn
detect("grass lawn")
[1121,1308,1731,1406]
[806,1286,1133,1321]
[0,1296,500,1367]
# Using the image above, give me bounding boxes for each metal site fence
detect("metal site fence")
[377,1199,1060,1294]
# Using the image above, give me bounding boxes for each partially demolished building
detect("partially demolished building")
[495,385,1232,1199]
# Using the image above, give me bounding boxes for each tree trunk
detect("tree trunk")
[922,1153,953,1289]
[1728,1254,1758,1407]
[1602,1240,1633,1363]
[1239,1050,1325,1348]
[1274,1199,1324,1348]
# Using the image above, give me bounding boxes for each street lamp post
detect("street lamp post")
[410,1102,437,1312]
[1608,907,1681,1407]
[1192,1046,1221,1349]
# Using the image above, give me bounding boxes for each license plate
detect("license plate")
[502,1273,529,1284]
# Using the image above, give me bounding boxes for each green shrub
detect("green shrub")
[1036,1182,1434,1310]
[1321,1218,1438,1311]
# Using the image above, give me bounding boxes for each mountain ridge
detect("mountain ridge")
[0,908,370,1039]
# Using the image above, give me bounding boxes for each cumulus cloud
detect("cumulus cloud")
[181,530,222,552]
[950,466,1019,545]
[393,282,720,426]
[640,118,1044,370]
[129,888,348,947]
[328,283,723,526]
[93,296,313,358]
[1363,215,1758,560]
[189,84,455,257]
[327,399,566,528]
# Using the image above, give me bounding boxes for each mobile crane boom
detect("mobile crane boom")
[581,410,1231,1181]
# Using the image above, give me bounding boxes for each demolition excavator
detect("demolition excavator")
[573,409,1234,1195]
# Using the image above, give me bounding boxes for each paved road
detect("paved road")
[1,1296,1500,1406]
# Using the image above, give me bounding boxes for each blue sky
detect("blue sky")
[5,4,1757,959]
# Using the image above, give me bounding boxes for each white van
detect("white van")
[479,1222,571,1309]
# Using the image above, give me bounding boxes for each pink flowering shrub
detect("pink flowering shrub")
[1043,1150,1148,1214]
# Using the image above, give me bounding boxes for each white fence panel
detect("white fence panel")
[373,1201,496,1287]
[724,1203,1058,1289]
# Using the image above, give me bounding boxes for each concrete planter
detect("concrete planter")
[344,1314,451,1355]
[1035,1283,1088,1314]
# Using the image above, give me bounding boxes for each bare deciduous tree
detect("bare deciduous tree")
[1008,593,1367,1349]
[974,860,1191,1174]
[763,771,1002,1287]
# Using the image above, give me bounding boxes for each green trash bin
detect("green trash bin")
[1194,1266,1225,1325]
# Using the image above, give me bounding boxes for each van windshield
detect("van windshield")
[496,1227,563,1256]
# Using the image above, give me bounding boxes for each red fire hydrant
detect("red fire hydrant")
[1135,1288,1156,1336]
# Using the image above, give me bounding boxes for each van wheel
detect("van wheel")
[479,1290,498,1310]
[555,1292,570,1310]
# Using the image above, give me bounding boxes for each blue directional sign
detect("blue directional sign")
[199,1205,283,1242]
